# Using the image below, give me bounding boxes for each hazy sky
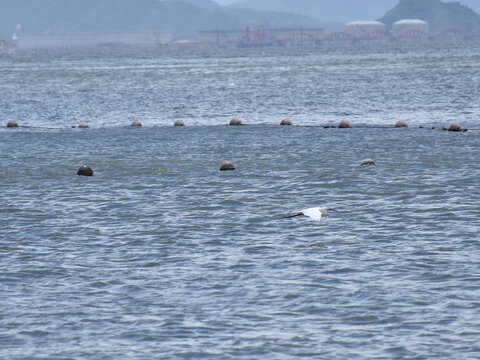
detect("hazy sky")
[214,0,480,15]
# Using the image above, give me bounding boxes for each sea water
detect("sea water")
[1,43,479,359]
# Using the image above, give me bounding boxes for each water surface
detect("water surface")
[1,44,480,359]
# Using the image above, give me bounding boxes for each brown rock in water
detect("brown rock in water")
[78,123,89,129]
[6,120,18,127]
[361,159,376,166]
[280,118,292,126]
[219,161,236,171]
[448,123,462,132]
[229,118,242,126]
[77,165,94,176]
[174,120,185,126]
[131,120,142,127]
[338,120,351,128]
[395,120,408,128]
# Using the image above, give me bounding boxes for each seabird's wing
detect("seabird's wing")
[284,212,304,218]
[301,207,323,221]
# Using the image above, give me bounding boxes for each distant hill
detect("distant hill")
[0,0,324,40]
[379,0,480,32]
[165,0,220,9]
[455,0,480,14]
[229,0,480,25]
[230,0,399,22]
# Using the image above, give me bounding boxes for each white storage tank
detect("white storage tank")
[392,19,429,34]
[344,21,385,37]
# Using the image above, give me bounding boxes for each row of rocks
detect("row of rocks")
[6,119,467,131]
[77,158,378,177]
[76,161,236,177]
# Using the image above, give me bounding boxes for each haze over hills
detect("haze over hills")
[2,0,480,42]
[229,0,480,23]
[0,0,325,40]
[229,0,399,23]
[166,0,220,9]
[379,0,480,32]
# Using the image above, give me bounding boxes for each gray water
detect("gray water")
[1,44,480,128]
[1,44,480,359]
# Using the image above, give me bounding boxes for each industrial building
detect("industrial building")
[392,19,429,39]
[198,29,245,46]
[344,21,386,38]
[14,30,172,49]
[199,27,324,47]
[197,18,480,47]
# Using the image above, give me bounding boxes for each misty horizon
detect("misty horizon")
[2,0,480,45]
[217,0,480,22]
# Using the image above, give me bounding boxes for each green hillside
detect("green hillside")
[379,0,480,32]
[0,0,324,40]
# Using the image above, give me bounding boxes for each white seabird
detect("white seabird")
[284,207,336,221]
